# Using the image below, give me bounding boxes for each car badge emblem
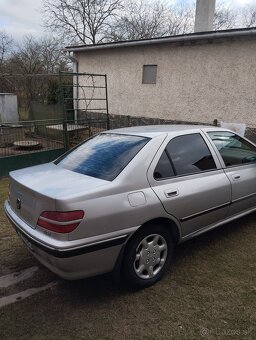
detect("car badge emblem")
[16,198,21,210]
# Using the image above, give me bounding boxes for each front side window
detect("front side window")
[208,131,256,167]
[154,133,216,179]
[167,134,217,176]
[55,133,149,181]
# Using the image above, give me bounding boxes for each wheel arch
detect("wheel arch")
[113,217,181,282]
[117,217,179,288]
[136,217,181,244]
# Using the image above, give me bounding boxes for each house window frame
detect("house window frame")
[142,64,157,84]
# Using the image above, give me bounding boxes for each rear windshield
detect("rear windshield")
[55,133,149,181]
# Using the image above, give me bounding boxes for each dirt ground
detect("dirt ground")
[0,177,255,339]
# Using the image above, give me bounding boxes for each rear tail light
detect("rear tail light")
[37,210,84,233]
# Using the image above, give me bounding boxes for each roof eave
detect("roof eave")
[66,27,256,52]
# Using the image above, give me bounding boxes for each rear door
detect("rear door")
[148,131,231,237]
[206,130,256,217]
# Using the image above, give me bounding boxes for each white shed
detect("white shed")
[66,27,256,128]
[0,93,19,122]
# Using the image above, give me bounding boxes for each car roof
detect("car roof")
[105,125,229,138]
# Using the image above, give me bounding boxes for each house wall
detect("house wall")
[75,37,256,127]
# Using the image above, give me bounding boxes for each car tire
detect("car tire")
[122,224,173,289]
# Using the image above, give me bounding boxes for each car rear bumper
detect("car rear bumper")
[4,200,128,280]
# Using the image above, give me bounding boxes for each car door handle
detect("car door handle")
[165,190,179,198]
[231,174,241,181]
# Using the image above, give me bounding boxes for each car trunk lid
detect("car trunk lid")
[9,163,109,229]
[9,177,56,229]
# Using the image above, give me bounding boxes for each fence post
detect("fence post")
[105,75,110,130]
[62,119,69,151]
[59,72,69,150]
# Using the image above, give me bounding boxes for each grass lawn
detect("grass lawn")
[0,177,255,339]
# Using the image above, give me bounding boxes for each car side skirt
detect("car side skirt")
[180,206,256,243]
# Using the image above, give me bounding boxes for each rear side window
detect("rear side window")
[154,133,216,179]
[208,131,256,166]
[55,133,149,181]
[154,150,175,179]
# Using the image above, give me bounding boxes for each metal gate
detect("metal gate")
[59,71,109,149]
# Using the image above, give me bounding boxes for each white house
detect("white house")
[66,27,256,129]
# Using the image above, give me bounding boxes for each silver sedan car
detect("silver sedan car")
[4,125,256,288]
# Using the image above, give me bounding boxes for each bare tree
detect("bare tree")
[9,36,45,75]
[40,37,70,73]
[43,0,123,44]
[0,32,13,92]
[6,36,49,107]
[107,0,170,41]
[167,1,195,36]
[213,1,238,30]
[2,36,70,108]
[242,4,256,28]
[0,31,13,68]
[6,36,69,75]
[107,0,197,41]
[41,0,254,46]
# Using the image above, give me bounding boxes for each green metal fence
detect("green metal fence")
[0,71,110,177]
[0,113,111,177]
[0,119,65,176]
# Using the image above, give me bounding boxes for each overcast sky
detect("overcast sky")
[0,0,255,41]
[0,0,43,40]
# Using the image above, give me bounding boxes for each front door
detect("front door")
[207,131,256,217]
[148,132,231,237]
